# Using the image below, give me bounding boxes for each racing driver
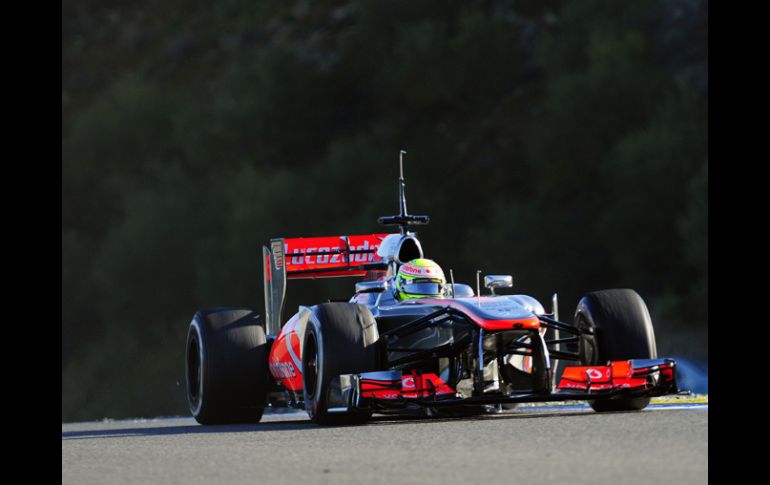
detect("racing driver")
[394,258,447,301]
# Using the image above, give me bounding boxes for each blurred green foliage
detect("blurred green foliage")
[62,0,707,421]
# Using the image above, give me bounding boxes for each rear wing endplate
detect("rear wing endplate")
[262,233,392,335]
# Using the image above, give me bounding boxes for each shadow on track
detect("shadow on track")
[366,408,599,427]
[62,407,609,440]
[61,419,313,440]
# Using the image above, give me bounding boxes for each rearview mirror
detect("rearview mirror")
[484,275,513,294]
[355,281,387,293]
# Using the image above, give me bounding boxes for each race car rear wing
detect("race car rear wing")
[262,233,393,335]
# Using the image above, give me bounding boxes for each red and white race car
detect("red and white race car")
[185,153,678,424]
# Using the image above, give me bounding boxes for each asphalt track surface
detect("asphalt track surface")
[62,403,707,485]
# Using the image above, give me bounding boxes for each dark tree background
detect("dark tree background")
[62,0,707,421]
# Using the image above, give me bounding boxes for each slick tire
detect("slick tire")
[302,303,380,425]
[575,289,657,412]
[186,308,270,424]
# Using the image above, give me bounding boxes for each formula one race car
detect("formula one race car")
[185,152,678,425]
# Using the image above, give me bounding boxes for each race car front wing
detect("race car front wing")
[337,358,677,411]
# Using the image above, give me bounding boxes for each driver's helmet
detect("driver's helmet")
[394,258,446,301]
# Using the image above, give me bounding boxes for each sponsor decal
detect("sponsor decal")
[317,247,330,264]
[352,240,372,263]
[272,241,284,269]
[399,265,426,276]
[285,241,380,265]
[564,383,581,389]
[270,361,296,379]
[402,376,415,389]
[586,368,604,380]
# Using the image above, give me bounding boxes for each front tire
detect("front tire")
[575,289,657,412]
[302,303,380,425]
[185,308,270,424]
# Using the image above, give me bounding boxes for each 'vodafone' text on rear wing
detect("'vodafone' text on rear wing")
[262,233,393,335]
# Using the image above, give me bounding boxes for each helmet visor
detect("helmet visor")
[400,279,445,297]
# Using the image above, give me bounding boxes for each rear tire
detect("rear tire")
[186,308,270,424]
[575,289,657,412]
[302,303,380,425]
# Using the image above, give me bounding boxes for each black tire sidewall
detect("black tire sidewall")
[185,308,270,424]
[302,303,379,424]
[303,317,325,420]
[186,318,207,418]
[577,290,657,362]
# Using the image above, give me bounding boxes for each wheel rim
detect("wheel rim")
[187,334,202,408]
[576,314,596,365]
[303,333,319,398]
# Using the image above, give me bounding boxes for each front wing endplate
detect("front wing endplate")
[556,358,677,394]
